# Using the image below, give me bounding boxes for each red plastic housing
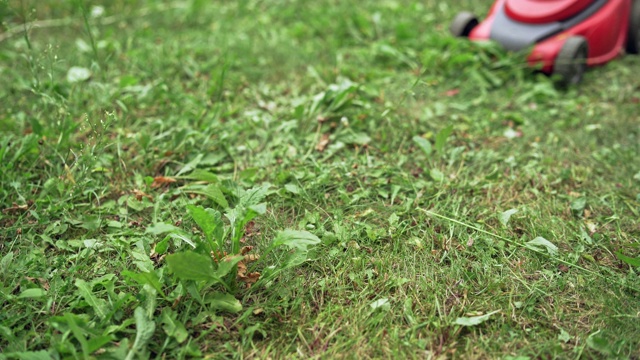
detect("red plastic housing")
[468,0,631,74]
[505,0,595,23]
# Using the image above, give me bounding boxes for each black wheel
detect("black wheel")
[626,0,640,54]
[553,36,589,86]
[450,12,478,38]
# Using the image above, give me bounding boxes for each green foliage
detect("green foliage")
[454,310,500,327]
[166,184,319,296]
[126,307,156,360]
[0,0,639,358]
[166,252,220,281]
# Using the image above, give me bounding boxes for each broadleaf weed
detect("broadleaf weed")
[163,182,320,304]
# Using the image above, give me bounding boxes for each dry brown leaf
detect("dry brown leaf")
[132,189,153,201]
[316,133,330,152]
[40,279,50,291]
[150,247,166,265]
[237,262,260,287]
[239,272,260,287]
[2,203,28,214]
[244,221,258,237]
[25,276,50,291]
[236,248,261,287]
[244,254,260,262]
[151,176,177,189]
[237,261,247,274]
[211,250,229,263]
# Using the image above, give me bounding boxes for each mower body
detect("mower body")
[463,0,632,75]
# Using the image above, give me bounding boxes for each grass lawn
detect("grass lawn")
[1,0,639,358]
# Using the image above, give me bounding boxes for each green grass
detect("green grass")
[1,0,639,358]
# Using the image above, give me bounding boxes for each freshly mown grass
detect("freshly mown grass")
[1,0,639,358]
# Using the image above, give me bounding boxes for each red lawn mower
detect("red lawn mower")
[450,0,640,85]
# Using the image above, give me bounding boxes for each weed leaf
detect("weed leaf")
[272,230,321,251]
[434,125,453,153]
[0,251,13,273]
[176,153,203,176]
[203,184,229,209]
[126,307,156,360]
[525,237,558,256]
[615,252,640,268]
[258,249,310,285]
[579,226,594,244]
[326,78,358,112]
[154,237,170,254]
[187,205,222,247]
[339,131,371,145]
[370,298,390,311]
[207,292,242,313]
[131,245,154,273]
[285,183,301,194]
[161,309,188,343]
[429,168,444,182]
[454,310,500,326]
[283,248,309,268]
[185,282,205,306]
[61,313,91,357]
[248,202,267,215]
[586,331,613,355]
[257,231,320,285]
[166,252,215,281]
[499,208,518,226]
[558,329,572,343]
[239,184,271,207]
[412,136,432,156]
[122,270,165,299]
[146,222,181,235]
[18,288,47,299]
[403,298,417,325]
[4,351,51,360]
[570,197,586,216]
[74,279,108,319]
[168,233,196,249]
[214,254,244,278]
[87,335,114,355]
[184,169,219,183]
[45,312,108,356]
